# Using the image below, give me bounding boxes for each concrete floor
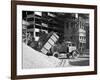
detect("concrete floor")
[58,55,89,67]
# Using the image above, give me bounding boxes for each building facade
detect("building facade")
[64,13,89,53]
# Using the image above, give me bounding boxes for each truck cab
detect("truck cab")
[65,41,76,53]
[53,41,79,59]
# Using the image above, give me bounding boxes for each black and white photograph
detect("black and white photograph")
[22,11,90,68]
[11,1,97,79]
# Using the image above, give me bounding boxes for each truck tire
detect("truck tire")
[53,52,59,58]
[72,50,79,59]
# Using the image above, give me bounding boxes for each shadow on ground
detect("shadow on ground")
[69,60,89,66]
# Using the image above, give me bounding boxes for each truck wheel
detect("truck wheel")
[72,51,79,59]
[53,52,59,58]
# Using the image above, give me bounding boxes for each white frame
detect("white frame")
[17,5,95,75]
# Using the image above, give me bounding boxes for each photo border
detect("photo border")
[11,1,97,80]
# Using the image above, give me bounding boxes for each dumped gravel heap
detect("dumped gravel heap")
[23,43,61,69]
